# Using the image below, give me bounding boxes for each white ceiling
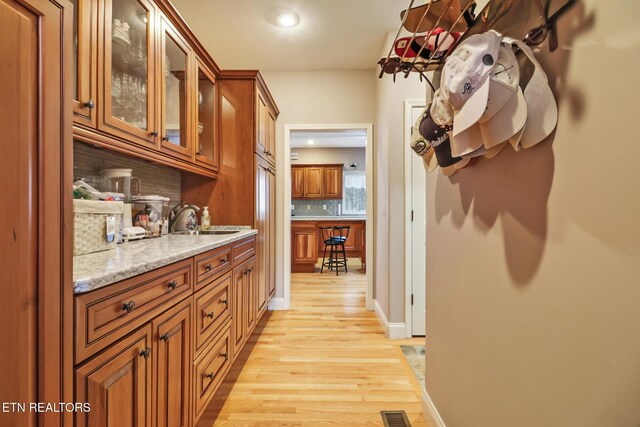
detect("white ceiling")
[170,0,406,70]
[290,129,367,148]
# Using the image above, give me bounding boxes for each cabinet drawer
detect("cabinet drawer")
[194,272,232,356]
[75,259,193,362]
[193,325,231,420]
[231,236,256,265]
[195,246,231,289]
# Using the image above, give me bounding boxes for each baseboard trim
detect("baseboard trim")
[268,297,288,310]
[422,387,446,427]
[373,299,406,339]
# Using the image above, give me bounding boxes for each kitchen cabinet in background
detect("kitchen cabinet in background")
[291,164,344,200]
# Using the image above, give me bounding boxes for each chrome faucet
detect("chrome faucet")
[169,202,200,233]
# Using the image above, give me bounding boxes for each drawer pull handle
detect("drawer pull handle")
[220,352,228,360]
[122,301,136,313]
[167,280,178,290]
[204,372,214,380]
[159,333,170,342]
[139,347,151,359]
[220,257,228,264]
[246,267,253,273]
[204,264,213,272]
[220,299,228,306]
[205,311,214,319]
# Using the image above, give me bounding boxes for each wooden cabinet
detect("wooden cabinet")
[153,299,192,427]
[194,58,218,170]
[73,0,221,177]
[75,325,153,427]
[1,0,71,424]
[323,166,343,199]
[99,0,158,148]
[291,164,344,200]
[72,0,98,126]
[256,91,275,165]
[292,222,319,272]
[159,15,193,161]
[193,326,231,420]
[231,257,256,360]
[194,272,231,354]
[256,156,276,314]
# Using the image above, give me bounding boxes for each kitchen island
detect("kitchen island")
[291,217,366,273]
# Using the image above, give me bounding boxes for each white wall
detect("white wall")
[260,70,376,301]
[424,1,640,426]
[291,147,366,171]
[374,32,429,324]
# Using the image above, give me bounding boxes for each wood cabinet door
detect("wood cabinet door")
[153,300,191,427]
[255,156,269,314]
[323,166,343,199]
[76,325,153,427]
[71,0,98,125]
[303,167,324,199]
[99,0,158,148]
[158,16,193,161]
[268,168,277,299]
[255,91,268,158]
[266,109,276,165]
[244,257,257,335]
[231,264,245,359]
[194,58,218,170]
[292,225,318,264]
[291,166,304,199]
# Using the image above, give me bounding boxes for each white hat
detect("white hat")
[452,43,528,156]
[504,38,558,150]
[410,109,438,172]
[440,30,502,133]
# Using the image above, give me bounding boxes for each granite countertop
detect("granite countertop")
[73,227,257,294]
[291,216,366,221]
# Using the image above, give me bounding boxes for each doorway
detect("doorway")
[282,124,374,310]
[404,100,427,336]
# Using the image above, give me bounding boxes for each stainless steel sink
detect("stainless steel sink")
[173,229,241,236]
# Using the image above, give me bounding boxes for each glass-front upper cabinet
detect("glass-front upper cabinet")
[194,59,218,170]
[159,17,192,160]
[71,0,97,125]
[100,0,157,147]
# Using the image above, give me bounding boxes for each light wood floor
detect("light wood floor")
[198,263,429,426]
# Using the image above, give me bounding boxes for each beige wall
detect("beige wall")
[425,2,640,426]
[260,70,376,300]
[292,147,366,171]
[375,32,428,323]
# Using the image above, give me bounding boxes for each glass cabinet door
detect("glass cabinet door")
[194,59,217,169]
[160,18,192,160]
[100,0,156,147]
[71,0,97,125]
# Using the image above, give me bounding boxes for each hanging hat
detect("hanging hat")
[417,104,471,173]
[410,109,438,172]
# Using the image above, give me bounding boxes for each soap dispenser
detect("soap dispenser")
[201,206,211,230]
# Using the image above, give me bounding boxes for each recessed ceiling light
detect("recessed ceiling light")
[307,139,314,145]
[276,12,299,28]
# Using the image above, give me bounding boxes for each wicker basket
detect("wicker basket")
[73,200,124,256]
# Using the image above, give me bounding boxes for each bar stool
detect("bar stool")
[320,226,350,276]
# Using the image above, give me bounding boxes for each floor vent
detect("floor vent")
[380,410,412,427]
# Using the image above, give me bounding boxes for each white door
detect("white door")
[410,106,427,336]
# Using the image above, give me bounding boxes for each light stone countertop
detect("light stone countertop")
[73,227,256,294]
[291,216,366,221]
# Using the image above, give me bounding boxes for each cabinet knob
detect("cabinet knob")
[220,298,228,306]
[196,152,201,157]
[220,257,228,264]
[204,372,214,380]
[220,352,228,360]
[150,131,158,137]
[84,99,95,110]
[162,135,169,141]
[159,333,170,342]
[205,311,214,319]
[204,264,213,272]
[122,301,136,313]
[139,347,151,359]
[167,280,178,290]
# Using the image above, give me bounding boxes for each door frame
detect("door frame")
[281,123,374,311]
[404,99,427,337]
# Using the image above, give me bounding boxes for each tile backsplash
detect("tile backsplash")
[73,141,181,205]
[291,199,341,216]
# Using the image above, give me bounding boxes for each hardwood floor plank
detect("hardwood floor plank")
[197,268,428,426]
